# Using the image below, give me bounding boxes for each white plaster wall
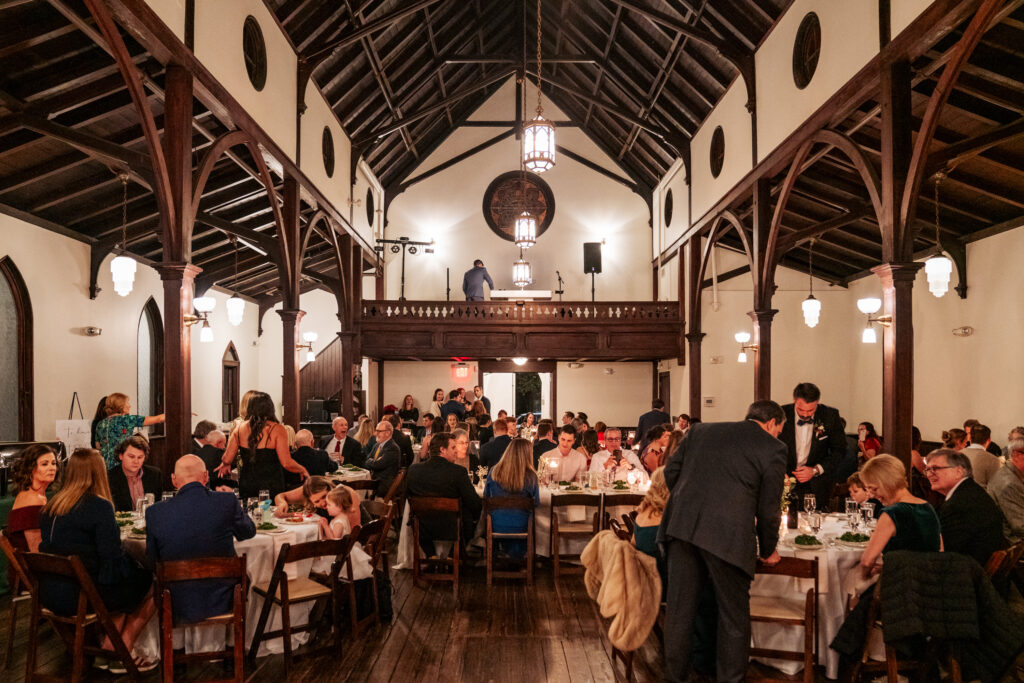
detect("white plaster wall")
[756,0,879,162]
[194,0,297,163]
[556,362,653,426]
[352,161,382,250]
[891,0,937,39]
[652,159,687,261]
[690,80,754,222]
[145,0,186,41]
[379,360,481,417]
[300,82,352,220]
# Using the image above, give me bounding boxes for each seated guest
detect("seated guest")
[317,485,363,539]
[633,466,669,592]
[364,421,401,498]
[969,423,1002,459]
[1003,426,1024,459]
[94,392,165,469]
[547,425,588,482]
[428,388,445,420]
[439,389,466,422]
[285,429,333,489]
[846,472,882,511]
[477,414,494,445]
[354,418,374,448]
[590,428,644,476]
[676,414,690,433]
[107,435,163,512]
[39,449,157,671]
[532,422,557,467]
[987,437,1024,544]
[580,430,601,466]
[7,444,58,584]
[398,394,419,431]
[856,422,882,463]
[483,438,539,557]
[451,427,479,473]
[593,421,607,442]
[322,417,364,468]
[146,455,256,624]
[942,427,969,451]
[960,430,1002,490]
[444,412,459,433]
[561,411,574,426]
[421,413,436,441]
[196,429,234,489]
[925,448,1007,566]
[479,417,512,468]
[641,425,672,472]
[496,409,508,421]
[91,395,108,448]
[192,419,218,452]
[406,432,481,556]
[388,413,415,468]
[274,475,335,520]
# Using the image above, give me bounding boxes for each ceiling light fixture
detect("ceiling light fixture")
[924,172,953,297]
[512,250,533,288]
[523,0,555,172]
[512,357,528,366]
[226,236,245,326]
[857,297,890,344]
[802,239,821,328]
[109,172,136,296]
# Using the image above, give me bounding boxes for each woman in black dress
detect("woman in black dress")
[38,448,157,672]
[216,393,308,498]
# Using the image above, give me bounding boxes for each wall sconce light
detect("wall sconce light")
[185,296,216,343]
[857,297,891,344]
[297,331,318,363]
[734,331,758,363]
[512,357,528,366]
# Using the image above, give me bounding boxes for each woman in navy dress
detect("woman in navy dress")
[483,438,539,557]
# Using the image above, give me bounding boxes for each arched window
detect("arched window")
[137,298,163,433]
[0,257,33,440]
[222,343,240,422]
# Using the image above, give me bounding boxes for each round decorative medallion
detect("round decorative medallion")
[322,126,335,178]
[242,16,267,92]
[664,188,674,227]
[482,170,555,242]
[365,188,375,228]
[792,13,821,90]
[710,126,725,178]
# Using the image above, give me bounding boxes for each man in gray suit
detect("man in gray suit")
[660,400,787,683]
[462,259,494,301]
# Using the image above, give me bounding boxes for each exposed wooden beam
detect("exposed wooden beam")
[440,55,597,64]
[776,206,873,252]
[924,116,1024,177]
[21,114,154,182]
[303,0,442,63]
[700,264,750,289]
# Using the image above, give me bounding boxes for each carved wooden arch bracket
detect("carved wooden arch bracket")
[689,211,756,318]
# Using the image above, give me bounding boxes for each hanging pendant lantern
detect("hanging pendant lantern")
[926,173,953,298]
[109,173,137,297]
[802,239,821,328]
[226,295,245,326]
[512,254,533,288]
[514,210,537,249]
[523,0,555,172]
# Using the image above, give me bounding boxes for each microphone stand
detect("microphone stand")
[555,271,564,301]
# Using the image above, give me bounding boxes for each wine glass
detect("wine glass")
[803,494,816,514]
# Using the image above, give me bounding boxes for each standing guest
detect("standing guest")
[856,422,882,462]
[406,432,481,555]
[428,388,445,420]
[561,411,575,426]
[969,423,1002,459]
[364,421,401,498]
[986,437,1024,544]
[398,395,419,431]
[593,421,607,443]
[942,428,969,450]
[196,429,234,490]
[908,426,932,500]
[94,392,165,469]
[633,466,669,591]
[215,394,308,499]
[145,455,255,624]
[533,422,558,467]
[641,425,673,473]
[779,382,846,512]
[192,420,218,452]
[580,430,601,466]
[480,417,512,468]
[635,399,670,453]
[91,396,108,449]
[285,429,333,489]
[548,425,588,483]
[321,417,364,468]
[477,414,494,445]
[676,414,691,433]
[963,418,980,444]
[577,412,589,425]
[483,438,539,557]
[925,448,1007,566]
[522,412,536,433]
[470,401,487,418]
[39,449,157,672]
[960,429,1002,490]
[465,416,480,441]
[387,414,415,468]
[440,390,467,422]
[353,418,374,448]
[659,401,786,683]
[7,445,58,561]
[589,428,643,474]
[462,259,494,301]
[107,435,163,512]
[473,385,491,413]
[230,389,262,436]
[497,409,509,421]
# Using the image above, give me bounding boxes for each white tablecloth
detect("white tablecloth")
[125,520,322,659]
[751,515,866,679]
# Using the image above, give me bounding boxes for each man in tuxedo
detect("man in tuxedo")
[439,390,466,422]
[472,385,491,413]
[146,455,255,623]
[660,400,786,683]
[405,431,481,555]
[926,448,1007,566]
[636,399,670,453]
[533,421,557,467]
[779,383,846,511]
[286,430,333,489]
[365,420,401,498]
[321,416,364,467]
[387,414,415,468]
[196,429,235,490]
[479,417,512,468]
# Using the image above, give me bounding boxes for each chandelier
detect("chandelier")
[225,236,245,326]
[924,173,953,297]
[512,251,533,288]
[801,239,821,328]
[523,0,555,172]
[109,173,137,296]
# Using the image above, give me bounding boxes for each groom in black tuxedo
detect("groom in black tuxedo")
[780,382,846,512]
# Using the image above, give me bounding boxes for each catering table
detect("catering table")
[123,516,323,659]
[751,514,868,679]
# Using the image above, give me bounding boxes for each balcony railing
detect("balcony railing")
[361,300,679,324]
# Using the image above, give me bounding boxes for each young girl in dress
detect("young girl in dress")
[319,485,374,579]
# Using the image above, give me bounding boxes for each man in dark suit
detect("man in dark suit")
[286,429,333,489]
[926,448,1007,566]
[660,400,786,683]
[365,420,402,497]
[387,414,415,468]
[779,382,846,511]
[472,385,491,413]
[146,455,256,623]
[191,419,218,453]
[405,431,481,556]
[533,421,557,467]
[636,399,670,452]
[108,435,164,511]
[479,417,512,468]
[195,429,235,490]
[439,390,466,422]
[320,416,365,468]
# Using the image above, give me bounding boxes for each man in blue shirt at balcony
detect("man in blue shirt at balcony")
[462,259,494,301]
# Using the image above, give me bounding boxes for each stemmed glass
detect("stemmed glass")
[809,512,822,538]
[803,494,816,515]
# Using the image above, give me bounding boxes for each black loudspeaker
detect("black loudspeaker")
[583,242,602,274]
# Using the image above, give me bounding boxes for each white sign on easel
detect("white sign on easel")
[55,420,93,453]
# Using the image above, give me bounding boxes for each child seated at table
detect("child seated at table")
[319,486,374,580]
[847,472,883,512]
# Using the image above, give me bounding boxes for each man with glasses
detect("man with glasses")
[365,421,401,498]
[926,448,1007,566]
[987,438,1024,544]
[588,428,644,475]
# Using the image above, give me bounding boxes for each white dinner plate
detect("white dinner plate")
[835,538,871,549]
[256,526,287,534]
[783,538,825,551]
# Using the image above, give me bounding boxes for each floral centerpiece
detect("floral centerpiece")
[781,474,796,512]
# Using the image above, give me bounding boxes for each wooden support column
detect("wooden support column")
[338,235,363,421]
[748,309,777,401]
[279,176,303,428]
[278,308,304,428]
[685,238,703,420]
[749,178,775,403]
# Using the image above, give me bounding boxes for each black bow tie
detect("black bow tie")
[797,419,815,426]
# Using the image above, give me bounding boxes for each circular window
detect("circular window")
[709,126,725,178]
[242,16,267,92]
[482,170,555,242]
[365,188,375,227]
[322,127,335,178]
[792,13,821,90]
[664,188,674,227]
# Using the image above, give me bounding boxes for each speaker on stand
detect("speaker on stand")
[583,242,602,302]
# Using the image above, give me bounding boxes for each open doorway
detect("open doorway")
[480,360,555,421]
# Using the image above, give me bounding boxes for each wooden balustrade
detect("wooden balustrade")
[361,300,679,324]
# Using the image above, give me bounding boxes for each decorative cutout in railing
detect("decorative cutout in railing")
[361,300,679,323]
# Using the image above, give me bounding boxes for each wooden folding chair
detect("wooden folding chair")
[383,468,407,505]
[483,496,535,585]
[606,518,632,541]
[247,535,358,675]
[749,556,819,683]
[408,497,461,598]
[0,528,33,669]
[338,518,387,636]
[601,493,643,529]
[361,499,396,576]
[985,540,1024,585]
[156,556,247,683]
[343,479,378,500]
[550,493,600,579]
[21,551,142,682]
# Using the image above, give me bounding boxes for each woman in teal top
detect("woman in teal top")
[632,467,669,595]
[94,393,164,469]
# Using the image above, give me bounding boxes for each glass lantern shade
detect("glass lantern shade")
[856,297,882,315]
[199,320,214,343]
[514,211,537,249]
[110,255,137,297]
[737,351,748,363]
[512,357,528,366]
[924,254,953,297]
[305,350,316,363]
[734,331,751,344]
[512,258,533,288]
[302,331,318,343]
[523,115,556,172]
[862,327,877,344]
[802,295,821,328]
[226,295,245,326]
[192,296,216,313]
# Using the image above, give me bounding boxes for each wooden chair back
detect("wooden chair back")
[383,467,407,504]
[550,493,601,578]
[986,540,1024,583]
[408,497,462,597]
[483,496,535,585]
[750,555,819,683]
[1,528,32,669]
[607,518,632,541]
[601,493,643,529]
[344,479,378,494]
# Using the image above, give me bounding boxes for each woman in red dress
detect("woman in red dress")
[7,444,58,583]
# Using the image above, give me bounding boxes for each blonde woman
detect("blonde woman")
[633,467,669,574]
[94,392,165,469]
[283,424,297,451]
[354,418,374,447]
[483,438,539,557]
[229,390,263,437]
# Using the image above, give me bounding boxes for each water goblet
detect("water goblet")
[845,499,860,530]
[860,502,876,526]
[810,512,822,538]
[145,493,155,506]
[803,494,816,514]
